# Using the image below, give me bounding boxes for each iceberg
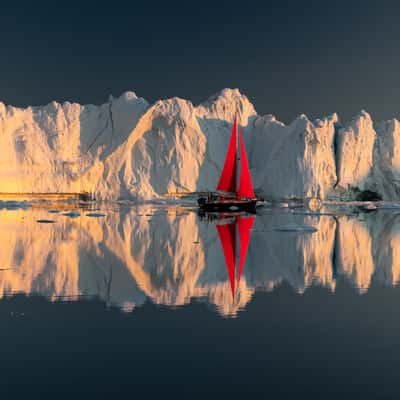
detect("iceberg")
[1,88,400,201]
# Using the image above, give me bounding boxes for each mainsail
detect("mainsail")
[216,115,237,193]
[237,129,255,199]
[216,116,255,199]
[216,215,255,299]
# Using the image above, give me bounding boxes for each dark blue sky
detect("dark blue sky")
[1,0,399,123]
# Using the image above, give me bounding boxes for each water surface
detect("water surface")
[1,203,400,398]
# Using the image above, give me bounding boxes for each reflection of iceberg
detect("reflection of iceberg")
[247,213,337,293]
[1,206,400,316]
[335,216,374,293]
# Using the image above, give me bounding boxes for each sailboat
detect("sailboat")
[197,115,260,213]
[216,214,255,300]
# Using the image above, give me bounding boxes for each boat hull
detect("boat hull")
[197,198,258,213]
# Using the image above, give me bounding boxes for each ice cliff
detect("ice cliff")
[1,88,400,200]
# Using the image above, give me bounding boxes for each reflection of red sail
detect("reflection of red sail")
[237,215,255,284]
[216,215,255,299]
[216,115,237,193]
[237,129,255,199]
[216,222,236,297]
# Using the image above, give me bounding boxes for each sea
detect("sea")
[1,200,400,398]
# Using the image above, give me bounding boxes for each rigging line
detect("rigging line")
[108,97,115,150]
[84,96,114,155]
[80,97,114,198]
[84,118,110,154]
[103,223,114,307]
[106,256,113,307]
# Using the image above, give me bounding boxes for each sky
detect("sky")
[1,0,400,123]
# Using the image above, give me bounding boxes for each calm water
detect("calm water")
[1,203,400,398]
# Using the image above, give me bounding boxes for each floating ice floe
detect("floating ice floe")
[291,210,337,217]
[272,223,317,233]
[86,213,106,218]
[278,203,289,208]
[376,202,400,209]
[0,200,31,210]
[62,211,81,218]
[357,203,378,212]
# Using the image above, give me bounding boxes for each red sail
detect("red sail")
[237,215,255,285]
[216,222,236,298]
[237,129,255,199]
[216,116,237,193]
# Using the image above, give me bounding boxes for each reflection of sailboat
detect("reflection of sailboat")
[216,215,255,298]
[198,115,260,213]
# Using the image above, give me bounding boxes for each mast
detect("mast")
[236,113,240,200]
[216,115,237,195]
[216,221,236,299]
[235,217,239,299]
[235,114,240,294]
[238,129,256,199]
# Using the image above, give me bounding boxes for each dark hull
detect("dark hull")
[198,198,258,213]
